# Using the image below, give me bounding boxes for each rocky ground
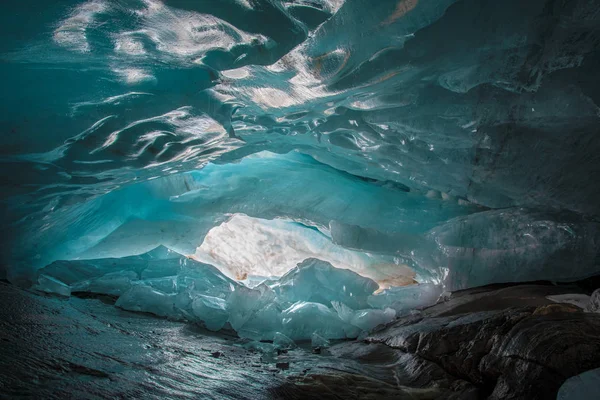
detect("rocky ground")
[1,280,599,399]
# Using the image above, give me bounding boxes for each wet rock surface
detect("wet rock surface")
[359,283,600,399]
[2,281,600,399]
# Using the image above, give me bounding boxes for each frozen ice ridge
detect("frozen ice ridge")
[33,247,441,342]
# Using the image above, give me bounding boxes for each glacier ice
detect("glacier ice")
[226,283,279,338]
[34,247,451,340]
[332,301,396,332]
[348,308,397,332]
[548,289,600,313]
[417,209,600,290]
[272,258,380,310]
[115,286,179,319]
[32,274,71,297]
[281,301,354,340]
[587,289,600,313]
[546,294,592,310]
[2,0,600,361]
[272,332,296,350]
[236,303,283,341]
[190,295,229,331]
[75,270,138,296]
[367,284,443,314]
[310,333,331,349]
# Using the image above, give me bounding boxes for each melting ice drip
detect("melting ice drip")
[33,245,441,343]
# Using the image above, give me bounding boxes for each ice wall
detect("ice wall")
[33,247,435,340]
[5,151,474,284]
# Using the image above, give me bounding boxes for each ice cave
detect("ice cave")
[2,0,600,398]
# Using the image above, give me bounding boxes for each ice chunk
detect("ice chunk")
[586,289,600,313]
[421,209,600,291]
[281,301,354,340]
[72,270,138,296]
[241,340,277,354]
[368,283,442,313]
[311,333,330,349]
[241,275,278,288]
[173,290,195,320]
[176,261,238,298]
[140,259,184,280]
[273,332,296,350]
[331,301,355,324]
[116,286,178,319]
[332,301,395,331]
[36,257,143,287]
[237,303,282,341]
[32,248,436,340]
[139,245,184,260]
[36,246,184,287]
[546,294,591,310]
[273,258,379,309]
[34,246,236,300]
[33,274,71,297]
[350,308,396,331]
[226,284,276,331]
[140,277,178,294]
[191,295,229,331]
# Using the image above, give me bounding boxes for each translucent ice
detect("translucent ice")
[586,289,600,313]
[3,0,600,307]
[34,245,238,299]
[367,284,443,314]
[191,295,229,331]
[310,333,331,349]
[32,248,420,340]
[417,209,600,291]
[115,286,178,319]
[546,294,591,310]
[332,301,396,332]
[273,332,296,350]
[33,274,71,297]
[226,284,276,331]
[236,303,283,341]
[73,270,138,296]
[349,308,396,332]
[281,301,357,340]
[272,258,380,310]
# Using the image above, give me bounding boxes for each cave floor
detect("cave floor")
[0,281,399,399]
[1,281,600,399]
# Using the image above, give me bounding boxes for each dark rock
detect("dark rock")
[363,284,600,400]
[276,362,290,370]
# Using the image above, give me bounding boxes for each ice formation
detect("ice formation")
[33,246,439,341]
[2,0,600,364]
[546,289,600,313]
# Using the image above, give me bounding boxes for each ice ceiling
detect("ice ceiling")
[2,0,600,298]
